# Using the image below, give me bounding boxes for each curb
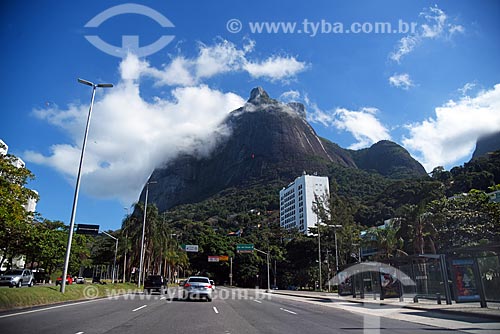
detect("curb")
[270,291,500,321]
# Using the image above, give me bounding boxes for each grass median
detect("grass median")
[0,282,138,311]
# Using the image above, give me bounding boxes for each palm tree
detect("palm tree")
[397,204,437,255]
[369,221,407,260]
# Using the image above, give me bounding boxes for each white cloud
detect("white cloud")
[334,108,392,149]
[279,90,301,102]
[389,73,414,90]
[308,105,391,150]
[24,39,308,204]
[458,82,476,96]
[243,56,307,82]
[402,84,500,171]
[391,35,420,63]
[130,40,307,85]
[26,79,245,204]
[390,5,465,63]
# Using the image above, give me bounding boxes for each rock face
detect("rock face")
[140,87,427,212]
[349,140,427,179]
[472,131,500,160]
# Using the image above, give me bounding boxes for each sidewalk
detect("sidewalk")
[271,289,500,321]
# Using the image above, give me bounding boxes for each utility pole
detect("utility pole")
[229,256,233,287]
[326,249,331,292]
[317,223,322,291]
[254,247,271,292]
[123,207,129,283]
[274,259,277,289]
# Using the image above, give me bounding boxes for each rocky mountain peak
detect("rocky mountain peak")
[248,87,271,104]
[139,87,427,212]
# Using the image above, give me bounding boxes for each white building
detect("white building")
[279,174,330,235]
[0,139,7,156]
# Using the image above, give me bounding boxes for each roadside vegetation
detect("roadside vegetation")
[0,282,137,311]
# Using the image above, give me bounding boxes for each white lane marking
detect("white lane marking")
[280,307,297,315]
[0,297,111,319]
[132,305,147,312]
[253,300,262,303]
[213,306,219,314]
[75,332,84,334]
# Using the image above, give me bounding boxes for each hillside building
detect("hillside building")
[279,174,330,235]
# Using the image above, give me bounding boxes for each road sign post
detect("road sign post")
[76,224,100,235]
[237,244,254,253]
[181,244,199,252]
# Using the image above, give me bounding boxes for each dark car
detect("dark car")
[144,275,166,294]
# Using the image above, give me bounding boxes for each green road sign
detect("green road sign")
[237,244,254,253]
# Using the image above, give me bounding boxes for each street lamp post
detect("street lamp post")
[123,207,129,283]
[317,223,342,292]
[138,180,156,288]
[60,78,112,293]
[326,249,331,292]
[101,231,118,283]
[333,225,340,274]
[317,222,322,291]
[254,247,271,292]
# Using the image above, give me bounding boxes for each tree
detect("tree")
[427,189,500,251]
[366,220,406,260]
[396,204,437,255]
[0,145,38,268]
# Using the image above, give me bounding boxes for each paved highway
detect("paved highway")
[0,288,497,333]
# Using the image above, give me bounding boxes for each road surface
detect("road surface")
[1,287,498,333]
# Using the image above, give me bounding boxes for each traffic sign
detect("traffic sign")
[219,255,229,262]
[76,224,100,235]
[208,256,220,262]
[184,244,199,252]
[237,244,254,253]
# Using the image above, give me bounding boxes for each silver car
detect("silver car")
[0,269,35,288]
[182,276,213,301]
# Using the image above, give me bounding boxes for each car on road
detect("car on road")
[55,274,73,286]
[0,269,35,288]
[182,276,213,301]
[144,275,166,294]
[210,279,216,291]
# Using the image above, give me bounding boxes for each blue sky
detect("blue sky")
[1,0,499,231]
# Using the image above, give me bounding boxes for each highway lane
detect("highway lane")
[0,287,486,333]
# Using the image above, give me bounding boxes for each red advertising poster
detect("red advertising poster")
[452,259,480,302]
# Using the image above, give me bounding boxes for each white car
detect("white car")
[182,276,213,301]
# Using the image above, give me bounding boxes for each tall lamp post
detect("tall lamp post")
[60,78,113,293]
[254,247,271,292]
[316,223,342,292]
[101,231,118,283]
[123,207,129,283]
[138,180,157,288]
[317,222,322,291]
